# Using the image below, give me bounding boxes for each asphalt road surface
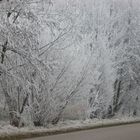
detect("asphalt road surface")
[25,123,140,140]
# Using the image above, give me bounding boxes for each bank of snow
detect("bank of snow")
[0,117,140,140]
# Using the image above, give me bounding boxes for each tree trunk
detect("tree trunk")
[112,79,122,114]
[4,90,21,127]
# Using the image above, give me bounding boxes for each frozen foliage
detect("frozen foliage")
[0,0,140,128]
[88,0,140,119]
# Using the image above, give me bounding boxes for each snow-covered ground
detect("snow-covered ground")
[0,117,139,138]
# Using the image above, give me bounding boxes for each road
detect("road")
[25,123,140,140]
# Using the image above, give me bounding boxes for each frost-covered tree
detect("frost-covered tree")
[87,0,116,119]
[0,0,51,127]
[112,0,140,116]
[88,0,140,119]
[0,0,92,127]
[1,0,140,128]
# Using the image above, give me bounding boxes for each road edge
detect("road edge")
[1,118,140,140]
